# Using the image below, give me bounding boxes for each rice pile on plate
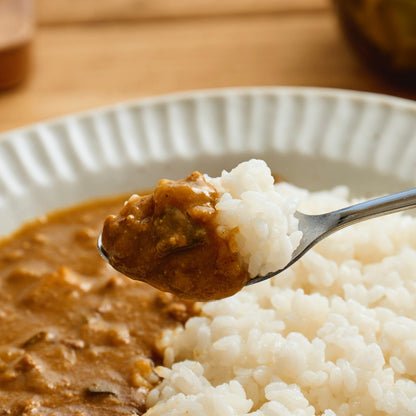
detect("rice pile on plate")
[145,175,416,415]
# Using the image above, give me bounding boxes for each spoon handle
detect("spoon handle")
[247,188,416,285]
[297,188,416,254]
[334,187,416,229]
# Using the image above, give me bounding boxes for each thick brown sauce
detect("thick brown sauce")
[101,172,250,301]
[0,195,195,415]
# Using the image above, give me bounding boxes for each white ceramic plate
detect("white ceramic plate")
[0,87,415,237]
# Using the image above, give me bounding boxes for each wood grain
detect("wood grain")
[37,0,329,24]
[0,5,414,133]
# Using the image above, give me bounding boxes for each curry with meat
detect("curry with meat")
[101,172,250,301]
[0,195,196,415]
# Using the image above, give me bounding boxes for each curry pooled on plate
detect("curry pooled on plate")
[0,196,196,415]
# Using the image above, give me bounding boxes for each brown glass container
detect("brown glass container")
[0,0,34,89]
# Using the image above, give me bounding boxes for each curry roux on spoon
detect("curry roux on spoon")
[101,172,250,302]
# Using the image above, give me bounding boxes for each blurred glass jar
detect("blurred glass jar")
[0,0,35,89]
[332,0,416,87]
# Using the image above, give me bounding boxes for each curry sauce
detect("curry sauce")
[101,172,250,301]
[0,195,196,415]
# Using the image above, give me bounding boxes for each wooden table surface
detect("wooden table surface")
[1,0,415,133]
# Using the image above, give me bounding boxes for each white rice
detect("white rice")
[206,159,302,278]
[144,168,416,416]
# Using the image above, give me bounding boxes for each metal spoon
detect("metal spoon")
[97,188,416,288]
[246,188,416,286]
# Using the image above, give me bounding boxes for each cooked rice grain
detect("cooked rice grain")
[207,159,302,277]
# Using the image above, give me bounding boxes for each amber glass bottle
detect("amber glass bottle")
[0,0,34,89]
